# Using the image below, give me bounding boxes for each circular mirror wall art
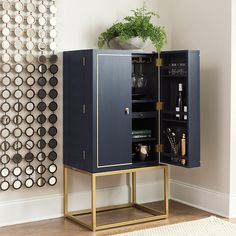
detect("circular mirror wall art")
[2,1,11,11]
[37,127,46,137]
[37,177,46,187]
[26,54,34,63]
[2,76,11,86]
[37,102,46,112]
[48,164,57,174]
[12,154,23,164]
[37,152,46,162]
[38,55,47,63]
[13,141,23,151]
[1,115,11,126]
[25,165,34,175]
[48,126,57,136]
[25,178,34,188]
[13,115,23,125]
[38,76,47,86]
[2,53,10,63]
[25,153,34,163]
[13,167,22,177]
[25,127,34,137]
[1,89,11,99]
[12,179,22,190]
[49,55,58,63]
[26,89,35,99]
[37,139,46,149]
[1,181,10,191]
[0,0,58,191]
[1,128,10,138]
[0,154,10,165]
[14,27,23,37]
[48,176,57,186]
[0,167,10,178]
[26,64,35,73]
[25,114,35,125]
[14,76,23,86]
[48,151,57,161]
[2,64,11,73]
[48,114,57,124]
[38,89,47,99]
[26,76,35,86]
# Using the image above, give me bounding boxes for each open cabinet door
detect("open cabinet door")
[159,50,200,168]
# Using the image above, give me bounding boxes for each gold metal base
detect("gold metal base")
[63,165,169,231]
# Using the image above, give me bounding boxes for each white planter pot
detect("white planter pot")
[108,37,147,50]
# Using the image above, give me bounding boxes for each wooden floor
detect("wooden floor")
[0,200,235,236]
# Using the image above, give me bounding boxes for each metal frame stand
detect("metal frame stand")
[64,165,169,231]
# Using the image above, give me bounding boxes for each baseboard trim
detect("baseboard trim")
[229,194,236,218]
[170,179,230,217]
[0,181,163,227]
[0,194,63,227]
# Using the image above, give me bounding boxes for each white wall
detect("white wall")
[168,0,232,217]
[230,0,236,217]
[0,0,171,226]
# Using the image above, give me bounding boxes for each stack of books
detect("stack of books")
[132,130,152,139]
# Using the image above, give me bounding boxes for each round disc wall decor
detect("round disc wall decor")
[0,0,58,191]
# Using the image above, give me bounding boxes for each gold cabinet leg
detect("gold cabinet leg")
[132,172,137,204]
[164,166,169,216]
[91,174,97,231]
[63,167,68,215]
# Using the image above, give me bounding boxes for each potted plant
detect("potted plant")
[97,3,167,52]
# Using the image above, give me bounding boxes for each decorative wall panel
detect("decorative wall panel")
[0,0,58,191]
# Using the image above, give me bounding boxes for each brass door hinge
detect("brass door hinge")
[155,144,164,153]
[156,102,164,111]
[155,58,163,67]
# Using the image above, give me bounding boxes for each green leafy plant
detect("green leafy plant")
[97,3,167,52]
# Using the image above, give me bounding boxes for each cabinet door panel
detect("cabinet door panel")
[97,54,132,167]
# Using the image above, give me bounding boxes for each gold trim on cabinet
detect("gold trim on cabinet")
[96,54,132,168]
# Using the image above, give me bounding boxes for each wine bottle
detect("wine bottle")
[176,83,184,120]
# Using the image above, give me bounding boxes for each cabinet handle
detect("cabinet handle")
[124,107,130,115]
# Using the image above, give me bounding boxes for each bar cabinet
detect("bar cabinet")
[63,49,200,231]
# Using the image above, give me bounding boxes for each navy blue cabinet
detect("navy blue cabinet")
[63,49,200,172]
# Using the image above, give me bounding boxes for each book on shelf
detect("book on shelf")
[132,129,152,135]
[132,134,152,139]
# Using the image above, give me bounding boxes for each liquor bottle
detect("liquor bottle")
[176,83,184,120]
[180,133,186,165]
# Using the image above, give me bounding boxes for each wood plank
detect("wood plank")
[0,200,235,236]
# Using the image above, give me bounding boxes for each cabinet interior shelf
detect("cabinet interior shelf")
[161,75,187,78]
[132,99,157,104]
[162,118,187,124]
[161,152,188,168]
[132,137,156,143]
[162,152,185,158]
[161,66,187,70]
[162,110,188,115]
[132,111,157,119]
